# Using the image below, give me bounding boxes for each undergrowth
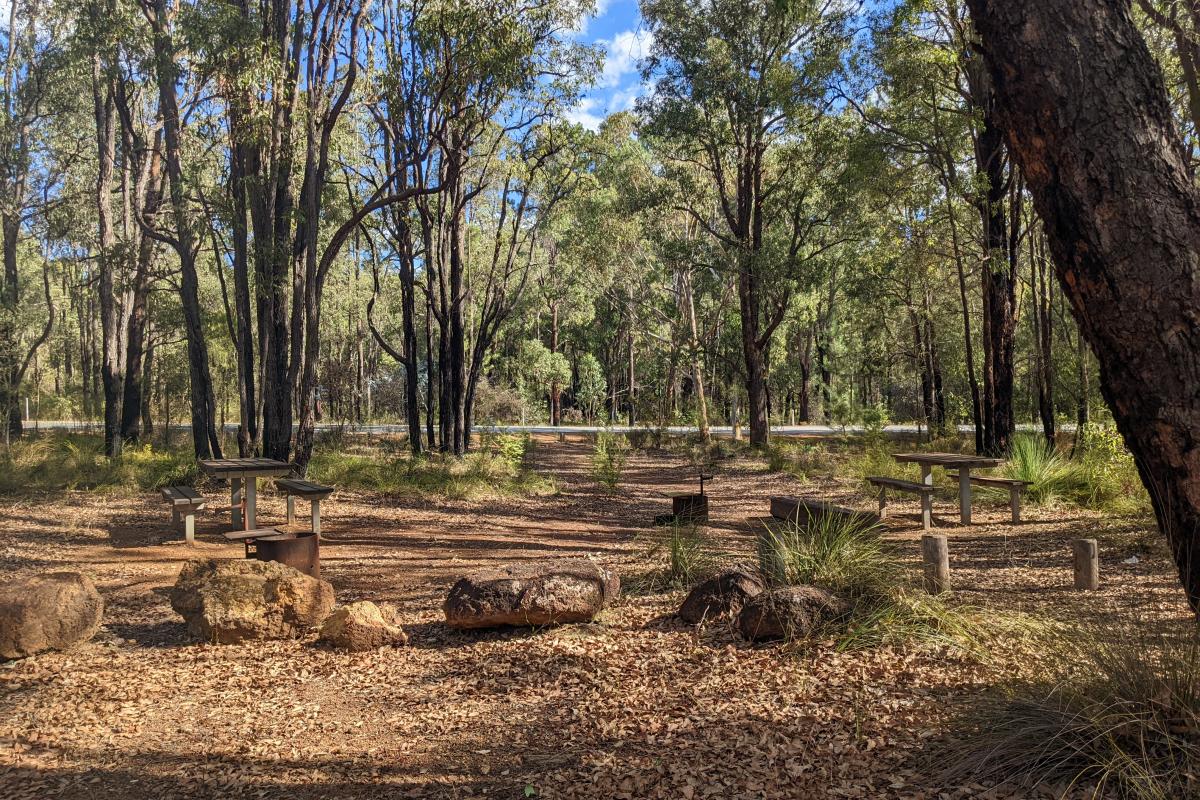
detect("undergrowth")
[997,430,1149,514]
[756,512,1038,654]
[944,622,1200,799]
[590,431,629,491]
[635,522,719,591]
[0,434,196,494]
[306,431,556,500]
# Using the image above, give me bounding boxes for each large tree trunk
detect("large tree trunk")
[147,0,221,460]
[120,137,163,445]
[92,57,123,457]
[966,0,1200,610]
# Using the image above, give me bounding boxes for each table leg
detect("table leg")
[246,478,258,531]
[959,469,972,525]
[231,478,243,529]
[920,464,933,486]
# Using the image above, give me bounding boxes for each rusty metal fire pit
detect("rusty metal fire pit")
[251,531,320,579]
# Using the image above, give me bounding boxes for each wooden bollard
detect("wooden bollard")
[1073,538,1100,590]
[921,534,950,594]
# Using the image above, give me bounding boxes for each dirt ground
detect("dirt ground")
[0,435,1191,799]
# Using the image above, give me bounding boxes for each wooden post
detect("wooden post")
[245,478,257,531]
[171,506,180,526]
[184,510,195,545]
[957,470,972,525]
[920,492,933,531]
[1073,538,1099,590]
[877,487,888,519]
[1010,488,1022,524]
[286,495,295,525]
[921,534,950,594]
[311,500,321,539]
[231,478,243,529]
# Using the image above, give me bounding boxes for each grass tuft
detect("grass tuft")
[755,511,1020,653]
[637,522,718,591]
[944,624,1200,799]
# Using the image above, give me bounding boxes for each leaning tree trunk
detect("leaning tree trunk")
[967,0,1200,611]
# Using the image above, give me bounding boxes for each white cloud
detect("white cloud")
[572,0,614,37]
[564,97,606,131]
[600,28,653,88]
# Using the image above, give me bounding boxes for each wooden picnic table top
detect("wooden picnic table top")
[197,457,294,478]
[891,452,1004,469]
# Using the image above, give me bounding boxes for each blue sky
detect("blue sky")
[568,0,653,129]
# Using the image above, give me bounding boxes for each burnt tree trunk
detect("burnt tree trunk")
[967,0,1200,610]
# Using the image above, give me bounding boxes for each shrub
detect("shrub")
[944,624,1200,799]
[591,431,628,490]
[1075,423,1150,514]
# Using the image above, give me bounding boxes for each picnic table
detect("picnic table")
[891,452,1003,525]
[198,457,294,531]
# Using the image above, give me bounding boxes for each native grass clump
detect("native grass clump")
[945,624,1200,800]
[755,512,1029,653]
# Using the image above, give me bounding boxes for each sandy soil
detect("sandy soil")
[0,436,1190,799]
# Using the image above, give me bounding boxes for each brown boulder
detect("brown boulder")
[737,585,850,641]
[319,601,408,651]
[677,569,764,624]
[170,558,335,644]
[444,559,619,629]
[0,572,103,660]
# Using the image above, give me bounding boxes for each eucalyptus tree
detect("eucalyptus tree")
[0,0,64,440]
[139,0,225,459]
[639,0,854,446]
[965,0,1200,608]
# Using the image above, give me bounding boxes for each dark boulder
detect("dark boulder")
[737,585,850,641]
[677,569,764,624]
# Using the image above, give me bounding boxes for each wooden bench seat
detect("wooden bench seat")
[867,477,935,530]
[947,472,1030,524]
[276,478,335,537]
[161,486,205,545]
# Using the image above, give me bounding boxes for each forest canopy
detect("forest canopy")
[3,0,1191,469]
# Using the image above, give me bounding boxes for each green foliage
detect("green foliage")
[1000,434,1087,506]
[0,434,196,495]
[757,513,890,595]
[1075,423,1151,515]
[575,353,607,421]
[514,339,571,423]
[641,522,716,590]
[590,430,629,490]
[755,512,998,652]
[307,433,555,501]
[945,624,1200,800]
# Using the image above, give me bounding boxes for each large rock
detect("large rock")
[444,559,619,629]
[677,569,764,624]
[737,586,850,641]
[0,572,103,660]
[319,601,408,651]
[170,558,335,644]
